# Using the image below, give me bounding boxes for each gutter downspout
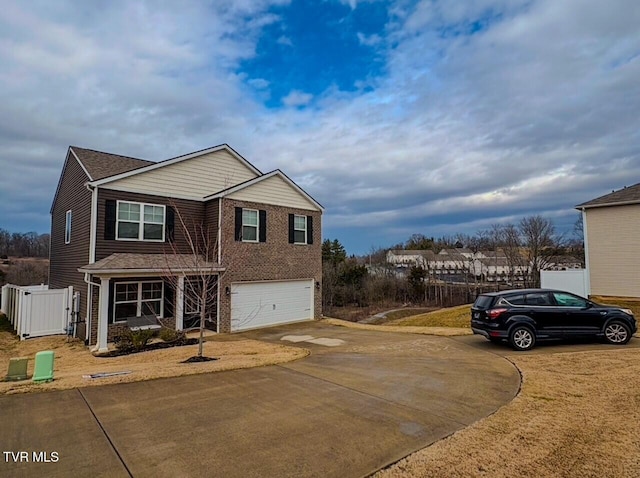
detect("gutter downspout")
[217,198,223,332]
[85,183,98,343]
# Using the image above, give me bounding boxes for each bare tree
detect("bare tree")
[519,215,556,287]
[161,206,224,359]
[502,223,524,284]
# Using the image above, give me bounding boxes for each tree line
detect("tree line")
[322,214,585,316]
[0,229,50,258]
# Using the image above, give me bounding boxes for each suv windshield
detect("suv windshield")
[473,295,494,310]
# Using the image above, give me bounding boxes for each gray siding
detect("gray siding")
[49,154,92,339]
[204,198,220,259]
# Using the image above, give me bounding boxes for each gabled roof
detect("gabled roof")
[71,146,154,181]
[576,182,640,209]
[88,144,261,186]
[203,169,324,211]
[51,146,153,213]
[439,248,472,255]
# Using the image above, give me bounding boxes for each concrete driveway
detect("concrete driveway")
[1,322,519,478]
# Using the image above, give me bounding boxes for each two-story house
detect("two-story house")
[50,144,323,352]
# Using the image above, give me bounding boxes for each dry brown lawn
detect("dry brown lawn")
[386,304,472,328]
[376,348,640,478]
[0,329,307,395]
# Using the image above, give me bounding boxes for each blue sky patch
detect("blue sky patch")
[240,0,389,108]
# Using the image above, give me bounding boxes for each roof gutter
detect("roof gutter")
[576,199,640,210]
[77,266,226,276]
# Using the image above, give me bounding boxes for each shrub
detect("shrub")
[114,329,156,353]
[159,327,186,343]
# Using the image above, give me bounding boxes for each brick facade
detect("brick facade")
[217,198,322,332]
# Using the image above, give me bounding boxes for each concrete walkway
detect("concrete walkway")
[1,322,520,478]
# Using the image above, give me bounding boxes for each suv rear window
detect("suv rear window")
[497,294,525,305]
[473,295,494,309]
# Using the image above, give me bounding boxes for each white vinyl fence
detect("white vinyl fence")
[1,284,76,339]
[540,270,590,297]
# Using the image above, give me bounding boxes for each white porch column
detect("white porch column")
[94,277,110,353]
[175,275,184,331]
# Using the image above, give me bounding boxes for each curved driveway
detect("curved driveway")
[1,322,519,478]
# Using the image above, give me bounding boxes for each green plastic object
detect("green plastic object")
[6,357,29,381]
[32,351,55,383]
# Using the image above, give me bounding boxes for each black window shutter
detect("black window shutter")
[288,214,294,244]
[104,200,116,240]
[234,207,243,241]
[163,282,174,318]
[165,206,175,243]
[107,280,115,324]
[259,210,267,243]
[307,216,313,245]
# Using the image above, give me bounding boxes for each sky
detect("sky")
[0,0,639,255]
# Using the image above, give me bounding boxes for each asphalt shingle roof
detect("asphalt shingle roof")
[72,146,154,181]
[78,253,223,274]
[577,182,640,208]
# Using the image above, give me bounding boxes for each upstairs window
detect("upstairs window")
[116,201,165,241]
[293,215,307,244]
[65,210,72,244]
[242,209,258,242]
[234,207,267,243]
[288,214,314,245]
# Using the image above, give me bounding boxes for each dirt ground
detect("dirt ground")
[376,347,640,478]
[0,331,307,395]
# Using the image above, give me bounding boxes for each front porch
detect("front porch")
[78,253,224,352]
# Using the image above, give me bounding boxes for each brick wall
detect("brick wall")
[217,198,322,332]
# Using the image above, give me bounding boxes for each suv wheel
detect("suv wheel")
[509,325,536,351]
[603,321,631,345]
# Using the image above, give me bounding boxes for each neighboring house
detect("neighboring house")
[386,248,533,283]
[50,144,323,352]
[577,183,640,298]
[543,256,583,271]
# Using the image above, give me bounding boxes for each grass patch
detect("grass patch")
[390,304,472,328]
[383,308,435,321]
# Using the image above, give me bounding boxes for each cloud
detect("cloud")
[357,32,382,46]
[281,90,313,107]
[276,35,293,46]
[0,0,639,255]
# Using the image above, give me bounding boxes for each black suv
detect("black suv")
[471,289,637,351]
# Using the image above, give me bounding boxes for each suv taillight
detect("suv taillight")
[487,308,507,320]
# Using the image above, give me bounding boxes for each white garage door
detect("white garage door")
[230,279,314,332]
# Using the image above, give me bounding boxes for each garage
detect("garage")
[230,279,314,332]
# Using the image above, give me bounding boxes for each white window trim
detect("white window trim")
[113,280,164,323]
[116,200,166,242]
[242,208,259,243]
[293,214,307,245]
[65,210,72,244]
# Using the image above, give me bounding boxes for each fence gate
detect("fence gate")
[1,284,73,340]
